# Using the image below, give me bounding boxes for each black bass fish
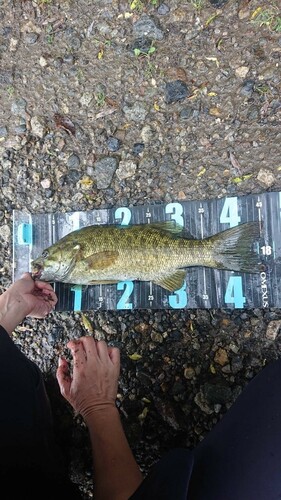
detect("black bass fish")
[31,221,261,292]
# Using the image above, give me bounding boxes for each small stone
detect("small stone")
[240,79,255,97]
[123,102,148,122]
[165,80,189,104]
[30,116,46,139]
[235,66,249,78]
[151,331,163,343]
[133,14,164,41]
[39,56,48,67]
[80,92,93,107]
[11,98,27,116]
[257,168,275,188]
[141,125,155,143]
[115,160,137,180]
[132,37,153,54]
[94,157,118,189]
[24,32,38,44]
[67,154,80,169]
[14,124,26,134]
[157,3,170,15]
[106,137,121,152]
[0,224,11,242]
[10,38,19,52]
[214,348,229,366]
[0,126,8,137]
[40,178,51,189]
[209,0,229,7]
[266,320,281,340]
[247,105,260,120]
[184,367,195,379]
[132,143,145,155]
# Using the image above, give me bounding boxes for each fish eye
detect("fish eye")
[42,250,49,258]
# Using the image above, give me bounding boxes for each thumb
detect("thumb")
[20,272,33,281]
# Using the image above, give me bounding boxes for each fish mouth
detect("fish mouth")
[31,262,43,280]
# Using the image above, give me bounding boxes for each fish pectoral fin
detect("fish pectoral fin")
[154,270,186,292]
[84,251,119,270]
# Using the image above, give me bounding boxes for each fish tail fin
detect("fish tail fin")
[209,221,261,273]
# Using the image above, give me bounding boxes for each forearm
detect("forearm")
[0,289,29,335]
[85,406,143,500]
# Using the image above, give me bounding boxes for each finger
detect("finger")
[20,272,33,281]
[96,340,110,361]
[108,346,120,366]
[80,336,98,358]
[41,289,58,304]
[35,281,56,293]
[67,339,87,371]
[56,357,72,398]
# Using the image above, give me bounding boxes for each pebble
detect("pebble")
[132,37,153,54]
[214,348,229,366]
[133,14,164,41]
[0,126,8,137]
[240,79,255,97]
[157,3,170,15]
[235,66,249,78]
[115,160,137,180]
[14,124,26,134]
[106,137,121,152]
[93,157,118,189]
[11,98,27,116]
[41,178,51,189]
[132,143,145,155]
[24,32,38,44]
[165,80,189,104]
[209,0,229,6]
[30,116,45,139]
[67,154,80,169]
[80,92,93,107]
[257,168,275,188]
[265,320,281,340]
[123,102,148,122]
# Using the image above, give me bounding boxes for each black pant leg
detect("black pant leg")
[188,359,281,500]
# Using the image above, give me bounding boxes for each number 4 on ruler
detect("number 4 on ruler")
[224,276,246,308]
[220,197,241,227]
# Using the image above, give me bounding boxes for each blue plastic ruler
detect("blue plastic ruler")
[12,191,281,311]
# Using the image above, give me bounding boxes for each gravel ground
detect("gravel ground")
[1,0,281,497]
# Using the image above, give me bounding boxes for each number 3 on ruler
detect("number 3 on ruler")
[165,203,184,226]
[117,281,134,309]
[220,197,241,227]
[169,283,188,308]
[224,276,245,308]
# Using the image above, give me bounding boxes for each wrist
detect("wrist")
[82,402,119,425]
[0,289,30,335]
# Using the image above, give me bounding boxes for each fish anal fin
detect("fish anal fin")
[85,251,118,270]
[154,270,186,292]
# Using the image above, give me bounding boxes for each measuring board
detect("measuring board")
[12,191,281,311]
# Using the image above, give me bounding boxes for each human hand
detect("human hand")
[0,273,57,335]
[7,272,57,318]
[56,336,120,421]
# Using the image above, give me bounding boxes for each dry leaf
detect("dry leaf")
[54,113,76,136]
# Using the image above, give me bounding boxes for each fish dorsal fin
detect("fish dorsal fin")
[149,221,194,239]
[154,270,186,292]
[84,251,118,270]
